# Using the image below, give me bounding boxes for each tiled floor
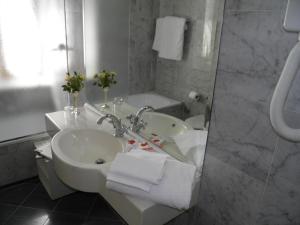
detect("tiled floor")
[0,177,126,225]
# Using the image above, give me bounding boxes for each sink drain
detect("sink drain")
[95,158,105,164]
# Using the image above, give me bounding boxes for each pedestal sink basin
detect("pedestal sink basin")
[141,112,192,138]
[51,128,125,192]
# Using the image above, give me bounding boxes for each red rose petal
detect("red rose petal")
[128,140,136,145]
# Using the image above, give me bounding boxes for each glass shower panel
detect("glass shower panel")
[0,0,67,142]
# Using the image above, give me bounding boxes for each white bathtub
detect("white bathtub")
[126,92,181,110]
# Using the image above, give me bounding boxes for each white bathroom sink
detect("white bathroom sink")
[51,128,125,192]
[141,112,193,138]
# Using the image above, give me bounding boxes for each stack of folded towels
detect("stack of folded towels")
[106,149,197,210]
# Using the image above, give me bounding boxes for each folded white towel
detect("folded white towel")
[34,140,52,160]
[152,16,186,61]
[107,158,196,210]
[107,149,168,192]
[107,172,152,192]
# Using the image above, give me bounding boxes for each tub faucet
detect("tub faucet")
[127,106,154,133]
[97,114,127,137]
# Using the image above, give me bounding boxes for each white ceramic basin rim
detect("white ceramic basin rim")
[51,128,124,168]
[51,128,125,192]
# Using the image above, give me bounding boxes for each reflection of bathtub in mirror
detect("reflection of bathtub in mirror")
[126,92,180,109]
[126,92,209,130]
[126,92,184,119]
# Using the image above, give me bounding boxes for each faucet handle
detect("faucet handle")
[135,119,147,132]
[126,114,136,123]
[114,122,128,138]
[139,119,147,127]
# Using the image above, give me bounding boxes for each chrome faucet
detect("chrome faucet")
[97,114,127,137]
[127,106,154,133]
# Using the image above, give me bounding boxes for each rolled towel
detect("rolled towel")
[107,158,196,210]
[107,149,168,192]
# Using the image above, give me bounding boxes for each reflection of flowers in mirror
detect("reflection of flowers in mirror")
[93,70,117,89]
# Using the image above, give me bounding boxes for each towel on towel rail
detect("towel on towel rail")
[152,16,186,61]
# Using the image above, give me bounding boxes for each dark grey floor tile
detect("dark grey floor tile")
[88,196,122,221]
[4,217,44,225]
[44,212,85,225]
[23,177,40,184]
[22,185,58,210]
[4,206,49,225]
[84,219,125,225]
[0,183,36,205]
[54,192,96,216]
[0,204,17,223]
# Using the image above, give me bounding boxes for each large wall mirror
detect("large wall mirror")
[65,0,224,176]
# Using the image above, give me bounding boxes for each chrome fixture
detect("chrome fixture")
[127,106,154,133]
[270,0,300,141]
[97,114,127,137]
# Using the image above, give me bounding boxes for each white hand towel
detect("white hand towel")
[107,172,153,192]
[156,16,186,61]
[107,150,168,191]
[35,141,52,160]
[107,159,196,210]
[172,130,208,156]
[152,17,164,51]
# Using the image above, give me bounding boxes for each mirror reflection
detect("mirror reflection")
[80,0,223,169]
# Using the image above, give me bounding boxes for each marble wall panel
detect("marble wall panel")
[128,0,159,94]
[195,0,300,225]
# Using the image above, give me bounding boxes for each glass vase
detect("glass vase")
[64,92,74,115]
[72,91,80,116]
[101,87,110,109]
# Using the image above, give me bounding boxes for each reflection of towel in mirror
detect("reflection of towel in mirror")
[107,149,169,192]
[172,130,208,155]
[107,157,196,210]
[172,130,208,176]
[152,17,164,51]
[152,16,186,61]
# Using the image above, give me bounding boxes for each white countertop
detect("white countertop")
[45,106,165,213]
